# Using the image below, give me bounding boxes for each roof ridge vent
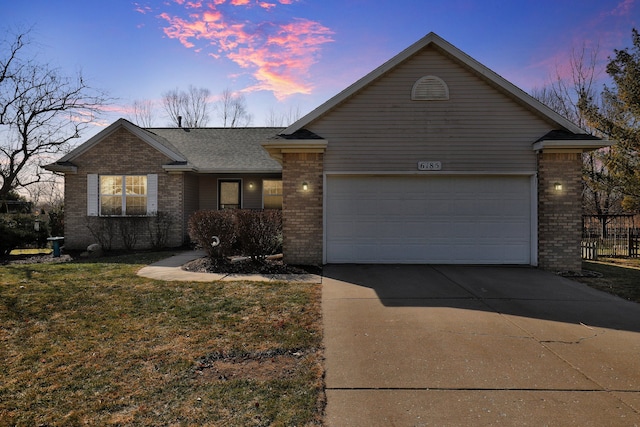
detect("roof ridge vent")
[411,75,449,101]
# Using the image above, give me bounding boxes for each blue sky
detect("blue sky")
[1,0,638,135]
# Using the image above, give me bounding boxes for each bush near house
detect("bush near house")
[0,214,49,256]
[85,212,176,251]
[236,209,283,261]
[188,209,282,261]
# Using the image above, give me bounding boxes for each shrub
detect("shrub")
[235,209,282,262]
[0,214,49,256]
[147,211,176,249]
[48,207,64,237]
[85,217,118,251]
[187,209,283,261]
[119,217,147,250]
[188,210,238,259]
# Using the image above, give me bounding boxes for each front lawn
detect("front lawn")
[579,258,640,304]
[0,252,324,426]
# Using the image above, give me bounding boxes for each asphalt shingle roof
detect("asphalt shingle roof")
[145,127,284,172]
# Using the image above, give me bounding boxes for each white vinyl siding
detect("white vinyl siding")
[325,175,532,264]
[308,47,551,173]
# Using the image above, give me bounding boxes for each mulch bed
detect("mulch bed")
[1,253,75,265]
[182,256,319,275]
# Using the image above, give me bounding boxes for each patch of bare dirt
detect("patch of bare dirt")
[193,349,311,382]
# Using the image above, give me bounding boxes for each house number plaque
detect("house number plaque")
[418,161,442,171]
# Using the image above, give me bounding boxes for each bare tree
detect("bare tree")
[0,28,108,199]
[129,99,155,127]
[216,88,252,127]
[265,105,301,127]
[530,42,624,218]
[183,85,210,127]
[24,172,63,211]
[531,43,601,129]
[161,85,210,127]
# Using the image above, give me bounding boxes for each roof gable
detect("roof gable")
[58,118,187,163]
[47,120,283,174]
[283,32,586,136]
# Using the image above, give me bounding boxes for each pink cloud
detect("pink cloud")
[153,1,334,99]
[609,0,635,16]
[518,0,638,92]
[133,3,153,14]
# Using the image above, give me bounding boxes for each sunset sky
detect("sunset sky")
[1,0,638,134]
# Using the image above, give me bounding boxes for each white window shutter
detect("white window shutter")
[87,174,99,216]
[147,174,158,215]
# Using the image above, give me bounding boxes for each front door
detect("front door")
[219,180,241,209]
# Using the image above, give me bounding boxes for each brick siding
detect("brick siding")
[64,127,185,250]
[537,152,583,271]
[281,152,324,265]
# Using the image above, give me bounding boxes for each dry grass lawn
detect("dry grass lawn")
[579,257,640,304]
[0,252,324,426]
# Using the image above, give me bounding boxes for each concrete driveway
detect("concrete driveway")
[322,265,640,426]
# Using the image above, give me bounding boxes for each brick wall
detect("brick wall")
[64,127,185,250]
[537,152,583,271]
[281,152,324,265]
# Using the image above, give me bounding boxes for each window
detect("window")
[219,180,241,209]
[263,180,283,209]
[87,174,157,216]
[99,175,148,215]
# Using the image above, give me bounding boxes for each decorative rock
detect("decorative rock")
[86,243,103,258]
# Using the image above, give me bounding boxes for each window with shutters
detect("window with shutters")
[99,175,148,216]
[411,75,449,101]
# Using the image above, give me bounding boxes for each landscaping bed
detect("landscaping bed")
[182,256,321,275]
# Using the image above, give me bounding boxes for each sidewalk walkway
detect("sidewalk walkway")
[136,250,321,283]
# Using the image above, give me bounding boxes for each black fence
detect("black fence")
[582,214,640,259]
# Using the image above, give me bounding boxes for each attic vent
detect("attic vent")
[411,76,449,101]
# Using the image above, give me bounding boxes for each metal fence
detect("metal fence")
[581,214,640,259]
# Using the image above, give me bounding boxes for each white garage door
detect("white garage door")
[325,175,533,264]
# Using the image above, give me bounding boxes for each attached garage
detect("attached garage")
[325,175,534,264]
[263,33,611,271]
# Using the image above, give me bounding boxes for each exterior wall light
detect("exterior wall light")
[554,182,562,191]
[302,182,308,191]
[248,182,254,189]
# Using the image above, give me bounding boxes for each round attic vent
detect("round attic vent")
[411,75,449,101]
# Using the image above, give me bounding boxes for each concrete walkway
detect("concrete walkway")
[136,250,321,283]
[322,264,640,426]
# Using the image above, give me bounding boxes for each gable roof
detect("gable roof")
[44,118,284,174]
[147,127,284,173]
[58,118,187,164]
[282,32,587,136]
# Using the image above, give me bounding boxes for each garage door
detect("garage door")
[325,175,533,264]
